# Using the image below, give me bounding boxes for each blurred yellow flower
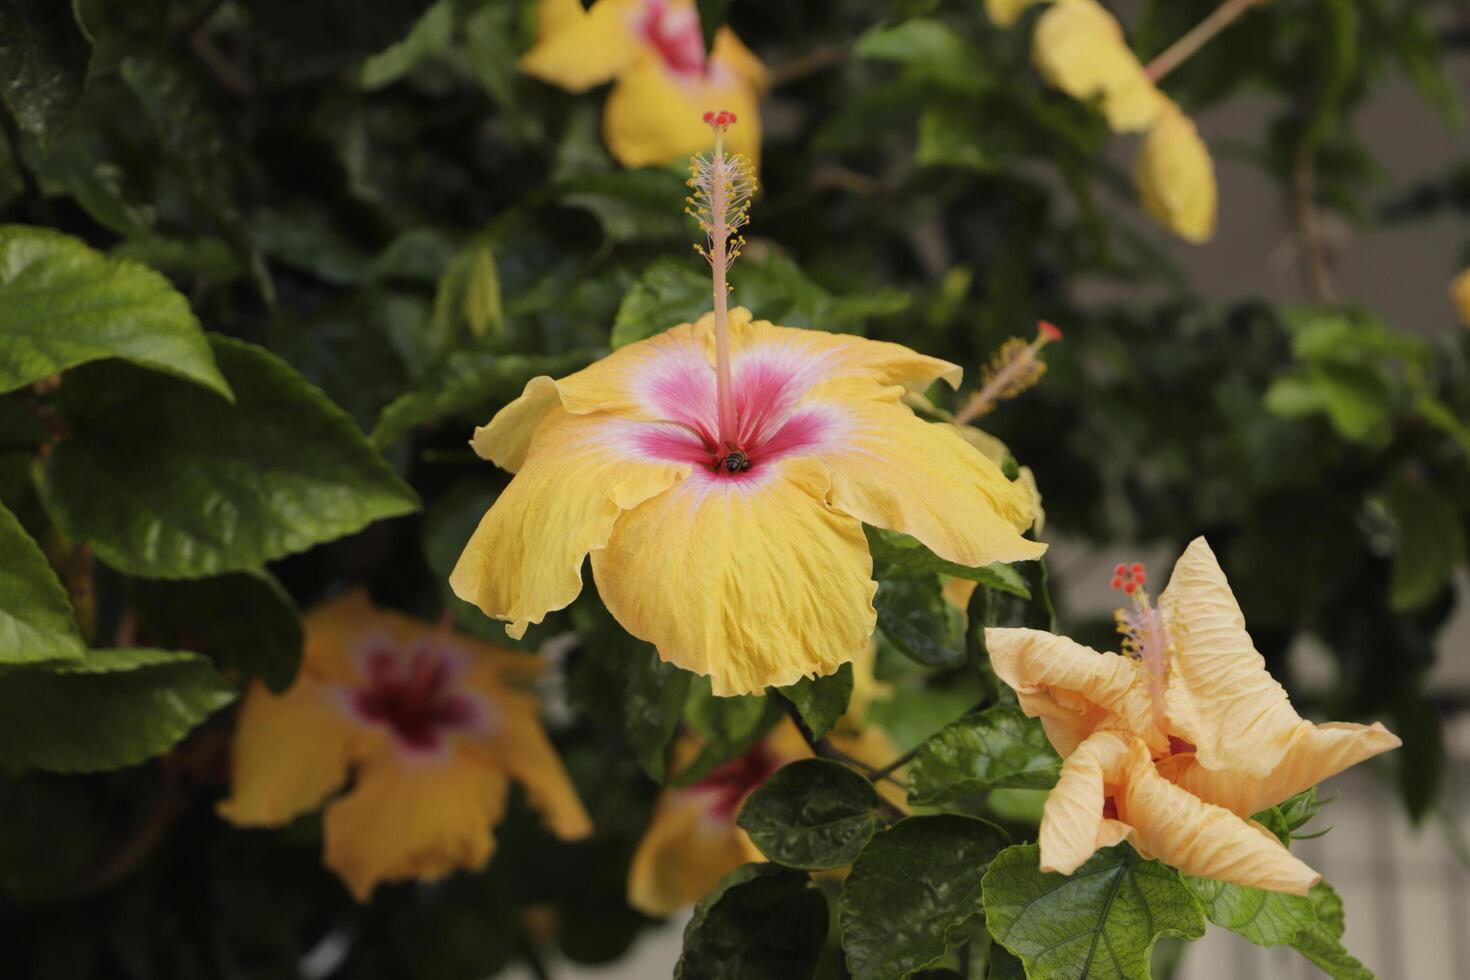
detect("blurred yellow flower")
[520,0,766,167]
[986,538,1399,894]
[451,308,1045,697]
[986,0,1047,28]
[218,592,592,901]
[1135,101,1217,243]
[1032,0,1163,133]
[1451,267,1470,327]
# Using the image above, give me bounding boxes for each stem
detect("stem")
[869,745,921,782]
[710,129,738,450]
[1292,144,1339,305]
[1143,0,1263,84]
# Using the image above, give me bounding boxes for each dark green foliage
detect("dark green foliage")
[738,759,882,869]
[675,864,829,980]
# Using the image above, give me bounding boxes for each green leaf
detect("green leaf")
[612,258,713,348]
[0,0,90,146]
[558,168,690,244]
[359,0,454,90]
[0,648,236,772]
[1382,473,1465,611]
[983,844,1206,980]
[623,643,692,784]
[695,0,729,55]
[916,103,1014,174]
[1183,875,1316,947]
[248,0,442,86]
[0,225,231,399]
[840,814,1009,980]
[907,705,1061,806]
[132,570,303,693]
[1264,364,1394,446]
[675,863,829,980]
[0,499,83,665]
[779,664,854,741]
[676,679,782,787]
[865,527,1030,597]
[1289,883,1375,980]
[873,568,966,669]
[738,759,882,870]
[371,347,595,448]
[1275,787,1330,835]
[853,19,985,95]
[732,253,909,333]
[40,335,419,578]
[432,236,505,349]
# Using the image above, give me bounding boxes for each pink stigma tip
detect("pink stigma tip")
[1038,320,1063,342]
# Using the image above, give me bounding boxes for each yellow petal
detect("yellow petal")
[1037,730,1135,874]
[987,0,1046,28]
[808,386,1046,568]
[1135,101,1217,243]
[627,793,752,915]
[520,0,645,93]
[451,409,689,639]
[956,425,1046,534]
[1032,0,1163,132]
[1451,267,1470,328]
[604,49,763,169]
[1114,737,1321,895]
[324,751,510,902]
[591,457,877,696]
[986,627,1165,757]
[465,694,594,841]
[727,312,964,393]
[217,679,354,826]
[1160,536,1303,779]
[1159,720,1401,818]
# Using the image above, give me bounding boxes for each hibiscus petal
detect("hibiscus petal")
[1115,738,1321,895]
[728,313,963,394]
[1135,100,1217,243]
[590,457,877,696]
[324,753,510,901]
[985,627,1165,757]
[451,410,689,639]
[1032,0,1164,132]
[1158,720,1401,819]
[1038,731,1135,874]
[809,386,1046,568]
[1161,537,1304,779]
[520,0,645,93]
[627,793,755,915]
[604,47,764,168]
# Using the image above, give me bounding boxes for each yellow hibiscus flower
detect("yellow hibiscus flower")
[520,0,766,168]
[1451,267,1470,327]
[1135,101,1217,243]
[986,537,1400,894]
[986,0,1047,29]
[218,591,593,901]
[1032,0,1164,133]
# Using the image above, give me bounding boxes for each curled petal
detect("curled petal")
[1038,731,1134,874]
[324,753,510,901]
[1161,537,1303,779]
[520,0,644,93]
[811,386,1046,568]
[986,627,1164,757]
[627,793,757,915]
[451,410,689,639]
[1159,720,1401,819]
[591,457,877,696]
[1115,738,1321,895]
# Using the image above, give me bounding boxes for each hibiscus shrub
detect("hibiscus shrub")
[1,1,1467,979]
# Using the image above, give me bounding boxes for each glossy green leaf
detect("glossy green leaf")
[907,705,1061,805]
[611,258,712,348]
[131,569,303,692]
[1289,883,1376,980]
[1183,875,1316,947]
[0,0,90,146]
[0,648,236,772]
[865,527,1030,597]
[779,663,854,741]
[675,863,828,980]
[623,643,692,784]
[0,500,83,665]
[0,225,231,399]
[738,759,882,870]
[675,679,782,787]
[371,347,594,447]
[40,336,419,578]
[873,568,966,669]
[840,814,1009,980]
[983,844,1206,980]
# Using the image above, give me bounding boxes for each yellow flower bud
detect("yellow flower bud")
[1032,0,1163,132]
[1134,101,1217,243]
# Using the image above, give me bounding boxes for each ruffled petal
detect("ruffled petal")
[986,627,1164,757]
[451,410,689,639]
[1032,0,1163,132]
[217,679,354,826]
[1158,720,1401,819]
[1160,537,1304,779]
[323,751,510,901]
[603,47,763,168]
[520,0,645,93]
[590,457,877,696]
[807,385,1046,567]
[1115,738,1321,895]
[1037,730,1135,874]
[727,312,963,393]
[627,793,753,915]
[1135,101,1217,243]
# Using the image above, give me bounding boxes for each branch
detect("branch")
[1291,141,1339,305]
[1144,0,1265,84]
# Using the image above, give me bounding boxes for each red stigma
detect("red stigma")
[1114,563,1127,576]
[1124,582,1137,595]
[1111,561,1148,594]
[702,110,715,123]
[1038,320,1064,342]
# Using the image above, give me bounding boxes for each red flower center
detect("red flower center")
[689,739,782,818]
[638,0,706,78]
[351,645,481,752]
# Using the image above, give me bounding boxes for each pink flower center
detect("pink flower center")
[638,0,706,78]
[350,644,482,752]
[687,739,782,819]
